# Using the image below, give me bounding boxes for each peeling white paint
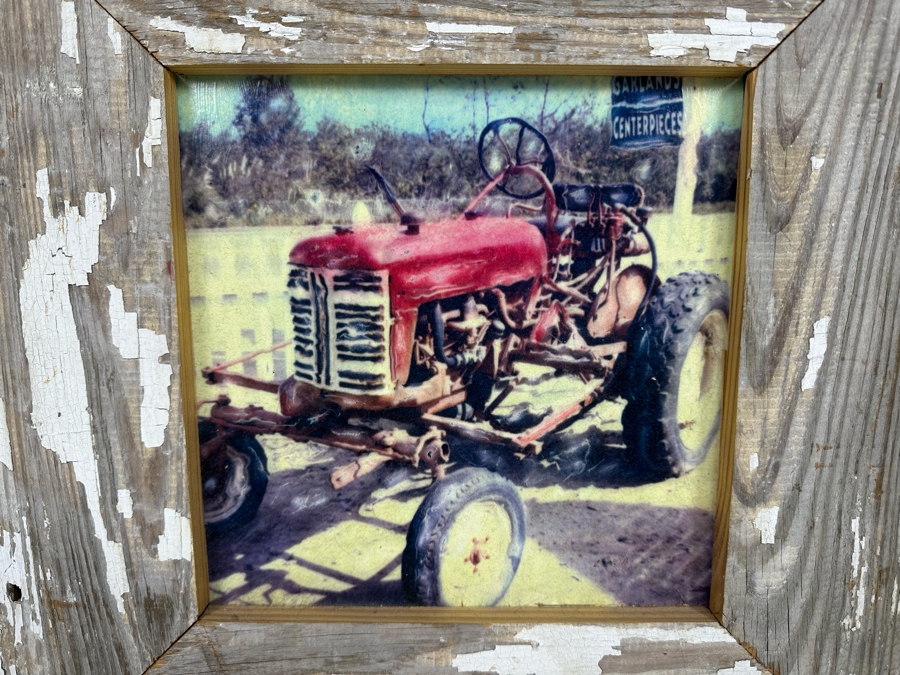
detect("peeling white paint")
[0,523,43,645]
[107,285,172,448]
[157,508,192,562]
[752,506,779,544]
[0,397,12,470]
[280,15,305,23]
[141,97,162,169]
[19,168,130,615]
[706,8,784,38]
[843,516,868,631]
[850,517,864,577]
[451,624,736,674]
[811,156,825,171]
[116,489,134,519]
[60,1,79,63]
[801,316,830,391]
[108,285,139,359]
[138,329,172,448]
[648,7,784,62]
[749,453,759,471]
[717,660,760,675]
[425,21,514,34]
[107,17,123,55]
[891,578,898,615]
[150,16,245,54]
[135,147,141,177]
[231,10,303,39]
[109,187,117,211]
[411,22,514,52]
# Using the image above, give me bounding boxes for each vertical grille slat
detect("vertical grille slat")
[289,267,316,385]
[288,265,392,395]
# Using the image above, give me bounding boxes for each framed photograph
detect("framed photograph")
[5,0,894,673]
[176,74,744,608]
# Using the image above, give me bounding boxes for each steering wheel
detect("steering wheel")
[478,118,556,199]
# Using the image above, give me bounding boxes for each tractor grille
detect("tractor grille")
[287,266,391,395]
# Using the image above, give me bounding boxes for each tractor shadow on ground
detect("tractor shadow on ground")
[448,426,664,490]
[205,427,709,607]
[206,441,425,606]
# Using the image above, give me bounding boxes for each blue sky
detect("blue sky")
[176,75,743,139]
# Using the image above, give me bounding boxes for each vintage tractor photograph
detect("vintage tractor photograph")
[179,75,741,607]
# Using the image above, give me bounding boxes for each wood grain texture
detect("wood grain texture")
[150,617,768,674]
[0,0,196,673]
[711,70,756,621]
[95,0,821,71]
[723,0,900,673]
[8,0,900,673]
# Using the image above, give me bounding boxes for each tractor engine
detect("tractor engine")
[278,216,547,418]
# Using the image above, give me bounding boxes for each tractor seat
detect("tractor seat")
[553,183,643,212]
[527,213,578,235]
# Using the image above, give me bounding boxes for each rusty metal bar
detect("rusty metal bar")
[513,379,607,446]
[202,339,292,375]
[421,413,542,456]
[203,369,283,394]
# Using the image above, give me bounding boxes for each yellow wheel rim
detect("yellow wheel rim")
[438,500,514,606]
[676,309,728,459]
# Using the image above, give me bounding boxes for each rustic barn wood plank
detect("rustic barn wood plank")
[8,0,900,673]
[0,0,196,673]
[150,617,769,674]
[95,0,821,71]
[723,0,900,672]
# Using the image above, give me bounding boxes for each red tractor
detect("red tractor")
[198,118,730,606]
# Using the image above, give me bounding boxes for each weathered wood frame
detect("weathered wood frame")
[2,0,898,673]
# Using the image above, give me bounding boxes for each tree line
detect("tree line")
[180,76,740,227]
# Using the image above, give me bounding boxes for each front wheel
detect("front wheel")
[402,467,526,606]
[623,272,730,476]
[199,421,269,535]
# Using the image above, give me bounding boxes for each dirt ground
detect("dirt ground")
[206,397,717,608]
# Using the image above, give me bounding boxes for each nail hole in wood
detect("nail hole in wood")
[6,582,22,602]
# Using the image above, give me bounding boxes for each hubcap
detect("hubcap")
[676,309,728,462]
[438,500,514,606]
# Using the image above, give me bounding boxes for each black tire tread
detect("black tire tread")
[402,468,525,606]
[199,419,269,535]
[622,271,730,476]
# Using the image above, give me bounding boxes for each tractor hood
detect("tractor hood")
[288,216,547,311]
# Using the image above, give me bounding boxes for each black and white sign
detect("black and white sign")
[611,77,684,149]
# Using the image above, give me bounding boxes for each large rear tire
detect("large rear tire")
[623,272,730,476]
[402,468,526,606]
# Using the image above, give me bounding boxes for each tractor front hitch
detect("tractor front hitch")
[198,395,450,489]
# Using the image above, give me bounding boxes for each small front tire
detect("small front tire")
[199,421,269,536]
[402,468,526,606]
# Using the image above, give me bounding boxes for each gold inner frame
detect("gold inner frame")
[165,67,755,623]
